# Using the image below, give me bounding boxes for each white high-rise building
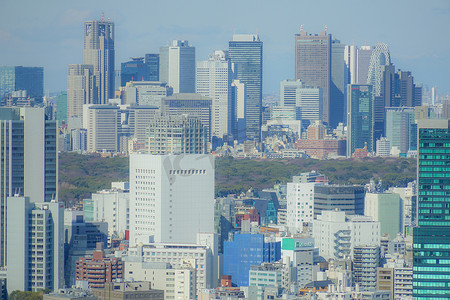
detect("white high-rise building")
[344,45,373,85]
[89,183,129,237]
[376,137,391,157]
[125,233,218,291]
[280,79,303,107]
[129,154,214,245]
[286,182,316,234]
[7,196,64,292]
[196,50,234,139]
[159,40,195,93]
[313,210,380,260]
[296,87,323,122]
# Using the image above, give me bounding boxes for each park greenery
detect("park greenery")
[59,153,417,205]
[9,289,51,300]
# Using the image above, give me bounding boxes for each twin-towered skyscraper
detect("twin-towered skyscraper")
[67,19,115,121]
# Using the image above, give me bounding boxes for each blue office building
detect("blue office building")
[121,57,148,86]
[120,54,159,87]
[145,53,159,81]
[0,66,44,103]
[223,233,280,287]
[229,34,263,142]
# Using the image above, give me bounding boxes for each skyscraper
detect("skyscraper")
[0,66,44,103]
[83,19,115,104]
[159,40,195,93]
[347,84,373,156]
[367,42,390,96]
[145,53,160,81]
[331,39,346,127]
[413,119,450,299]
[196,50,234,140]
[295,31,332,126]
[129,154,214,245]
[385,107,416,154]
[344,45,373,85]
[67,64,95,119]
[229,34,263,142]
[0,107,58,266]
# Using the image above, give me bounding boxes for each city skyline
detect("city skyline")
[0,0,449,95]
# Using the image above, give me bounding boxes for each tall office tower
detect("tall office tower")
[431,86,438,105]
[159,40,195,93]
[125,81,173,106]
[56,91,67,125]
[345,46,373,85]
[162,93,212,140]
[197,50,234,140]
[231,79,246,142]
[331,40,346,127]
[0,66,44,103]
[145,54,160,81]
[347,84,373,157]
[146,115,207,154]
[67,64,96,119]
[413,120,450,299]
[280,79,303,107]
[83,19,115,104]
[0,107,57,267]
[86,105,119,153]
[415,85,423,107]
[120,57,149,86]
[385,107,416,154]
[381,65,422,108]
[129,154,214,245]
[229,34,263,141]
[357,46,373,84]
[367,42,390,96]
[295,31,334,126]
[6,196,63,292]
[344,45,356,84]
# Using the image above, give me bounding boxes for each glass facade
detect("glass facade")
[121,58,148,87]
[145,53,160,81]
[347,84,373,156]
[413,125,450,298]
[223,233,280,287]
[229,36,263,142]
[0,66,44,103]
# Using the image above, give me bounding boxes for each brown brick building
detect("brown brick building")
[75,250,123,288]
[295,139,346,159]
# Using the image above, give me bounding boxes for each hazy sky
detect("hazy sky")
[0,0,449,95]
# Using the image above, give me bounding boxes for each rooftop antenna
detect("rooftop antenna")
[101,11,105,21]
[324,25,328,34]
[300,24,304,32]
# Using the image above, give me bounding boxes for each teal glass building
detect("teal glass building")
[413,119,450,299]
[346,84,373,156]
